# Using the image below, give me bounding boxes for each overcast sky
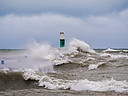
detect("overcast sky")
[0,0,128,49]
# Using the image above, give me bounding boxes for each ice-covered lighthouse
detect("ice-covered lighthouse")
[60,31,65,48]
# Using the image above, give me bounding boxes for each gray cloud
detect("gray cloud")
[0,0,128,17]
[0,8,128,48]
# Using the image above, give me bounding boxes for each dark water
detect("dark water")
[0,72,39,91]
[0,48,128,96]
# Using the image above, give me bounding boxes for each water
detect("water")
[0,38,128,96]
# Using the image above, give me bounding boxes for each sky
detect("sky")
[0,0,128,49]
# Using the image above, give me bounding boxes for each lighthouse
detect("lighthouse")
[60,32,65,48]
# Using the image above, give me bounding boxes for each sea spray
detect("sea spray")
[28,41,57,60]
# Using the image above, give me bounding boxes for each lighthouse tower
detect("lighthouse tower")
[60,32,65,48]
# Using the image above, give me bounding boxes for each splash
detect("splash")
[52,38,96,65]
[68,38,95,54]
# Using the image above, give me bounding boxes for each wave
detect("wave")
[23,69,128,93]
[0,38,128,93]
[103,48,128,53]
[0,70,40,91]
[88,62,106,70]
[0,68,128,93]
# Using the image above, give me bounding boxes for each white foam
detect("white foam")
[88,62,106,70]
[23,69,41,81]
[100,53,128,59]
[100,53,111,57]
[71,78,128,92]
[88,64,99,70]
[103,48,128,53]
[123,50,128,53]
[39,75,73,89]
[110,54,128,59]
[53,58,71,65]
[23,70,128,93]
[0,68,10,73]
[103,48,117,52]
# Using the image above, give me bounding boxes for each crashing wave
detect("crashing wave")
[1,38,127,72]
[68,38,95,54]
[52,38,96,65]
[23,69,128,93]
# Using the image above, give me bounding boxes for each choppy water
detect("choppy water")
[0,39,128,96]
